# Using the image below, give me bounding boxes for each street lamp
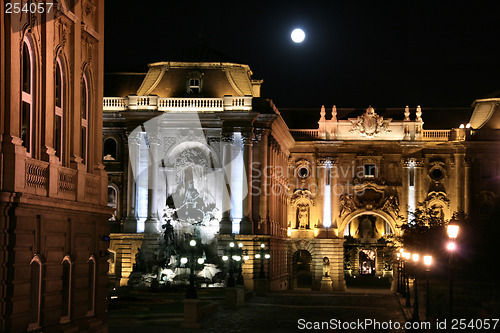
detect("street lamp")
[181,239,204,299]
[403,251,411,308]
[411,253,420,322]
[222,240,247,287]
[447,223,459,319]
[255,243,270,278]
[423,255,432,320]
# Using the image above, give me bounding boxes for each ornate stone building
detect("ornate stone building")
[103,47,500,293]
[1,1,110,331]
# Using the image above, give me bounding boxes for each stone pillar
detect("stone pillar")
[401,158,410,222]
[219,133,233,234]
[455,154,465,212]
[464,158,471,215]
[145,133,160,234]
[240,131,253,234]
[258,130,269,234]
[415,159,424,204]
[124,134,140,233]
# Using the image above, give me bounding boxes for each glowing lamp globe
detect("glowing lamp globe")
[424,255,432,267]
[291,28,305,43]
[447,224,459,239]
[189,240,196,247]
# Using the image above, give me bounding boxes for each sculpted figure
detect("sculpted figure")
[322,257,330,277]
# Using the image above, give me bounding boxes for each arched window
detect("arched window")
[81,74,89,166]
[103,137,117,160]
[107,185,118,221]
[21,36,35,156]
[87,256,96,316]
[55,57,65,162]
[28,255,42,331]
[61,256,72,323]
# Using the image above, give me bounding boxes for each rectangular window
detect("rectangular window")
[364,164,376,177]
[409,168,415,186]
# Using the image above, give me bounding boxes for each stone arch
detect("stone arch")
[288,241,318,290]
[165,141,220,168]
[338,209,398,238]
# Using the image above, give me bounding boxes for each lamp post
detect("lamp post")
[424,255,432,320]
[403,251,411,308]
[447,223,459,319]
[396,252,401,293]
[180,239,204,299]
[411,253,420,322]
[255,243,270,278]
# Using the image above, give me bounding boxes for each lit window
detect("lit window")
[103,137,117,160]
[364,164,376,178]
[108,185,118,221]
[21,37,35,156]
[81,74,89,166]
[55,58,65,162]
[189,78,200,94]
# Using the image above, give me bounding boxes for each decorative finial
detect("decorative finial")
[416,105,422,121]
[404,105,410,121]
[331,105,337,121]
[320,105,326,120]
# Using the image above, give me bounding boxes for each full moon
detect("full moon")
[291,28,305,43]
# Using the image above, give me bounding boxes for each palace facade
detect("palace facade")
[1,1,110,331]
[103,47,500,292]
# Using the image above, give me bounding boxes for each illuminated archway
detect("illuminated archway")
[338,209,398,238]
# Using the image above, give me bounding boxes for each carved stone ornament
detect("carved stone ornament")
[350,106,392,139]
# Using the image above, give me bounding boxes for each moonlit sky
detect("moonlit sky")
[105,0,500,108]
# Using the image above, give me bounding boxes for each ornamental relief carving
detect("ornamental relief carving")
[350,106,392,139]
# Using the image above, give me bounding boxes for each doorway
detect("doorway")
[293,250,312,288]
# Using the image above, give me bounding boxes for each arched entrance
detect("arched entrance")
[359,249,376,275]
[293,250,312,289]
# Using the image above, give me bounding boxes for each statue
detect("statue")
[339,194,357,217]
[297,204,309,229]
[176,181,204,222]
[322,257,330,277]
[133,247,146,273]
[381,195,399,215]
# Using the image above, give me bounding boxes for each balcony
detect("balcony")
[103,96,253,112]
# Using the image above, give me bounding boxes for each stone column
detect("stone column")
[219,132,233,234]
[415,158,425,204]
[464,157,472,214]
[258,130,269,234]
[401,158,411,223]
[455,154,465,212]
[145,133,160,234]
[124,133,140,233]
[240,131,254,234]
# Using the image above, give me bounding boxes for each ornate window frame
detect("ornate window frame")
[81,72,90,166]
[86,255,96,317]
[186,71,203,95]
[60,255,73,323]
[21,34,36,156]
[28,255,43,331]
[55,56,66,163]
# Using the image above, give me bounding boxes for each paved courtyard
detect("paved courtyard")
[109,288,407,333]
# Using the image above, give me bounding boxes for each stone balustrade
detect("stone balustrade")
[104,96,253,112]
[22,156,104,204]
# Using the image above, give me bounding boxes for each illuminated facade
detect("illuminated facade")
[1,1,110,331]
[104,47,500,292]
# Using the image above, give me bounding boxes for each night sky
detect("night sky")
[105,0,500,108]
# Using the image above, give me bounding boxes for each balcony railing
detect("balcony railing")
[289,129,319,139]
[422,130,451,141]
[103,96,253,112]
